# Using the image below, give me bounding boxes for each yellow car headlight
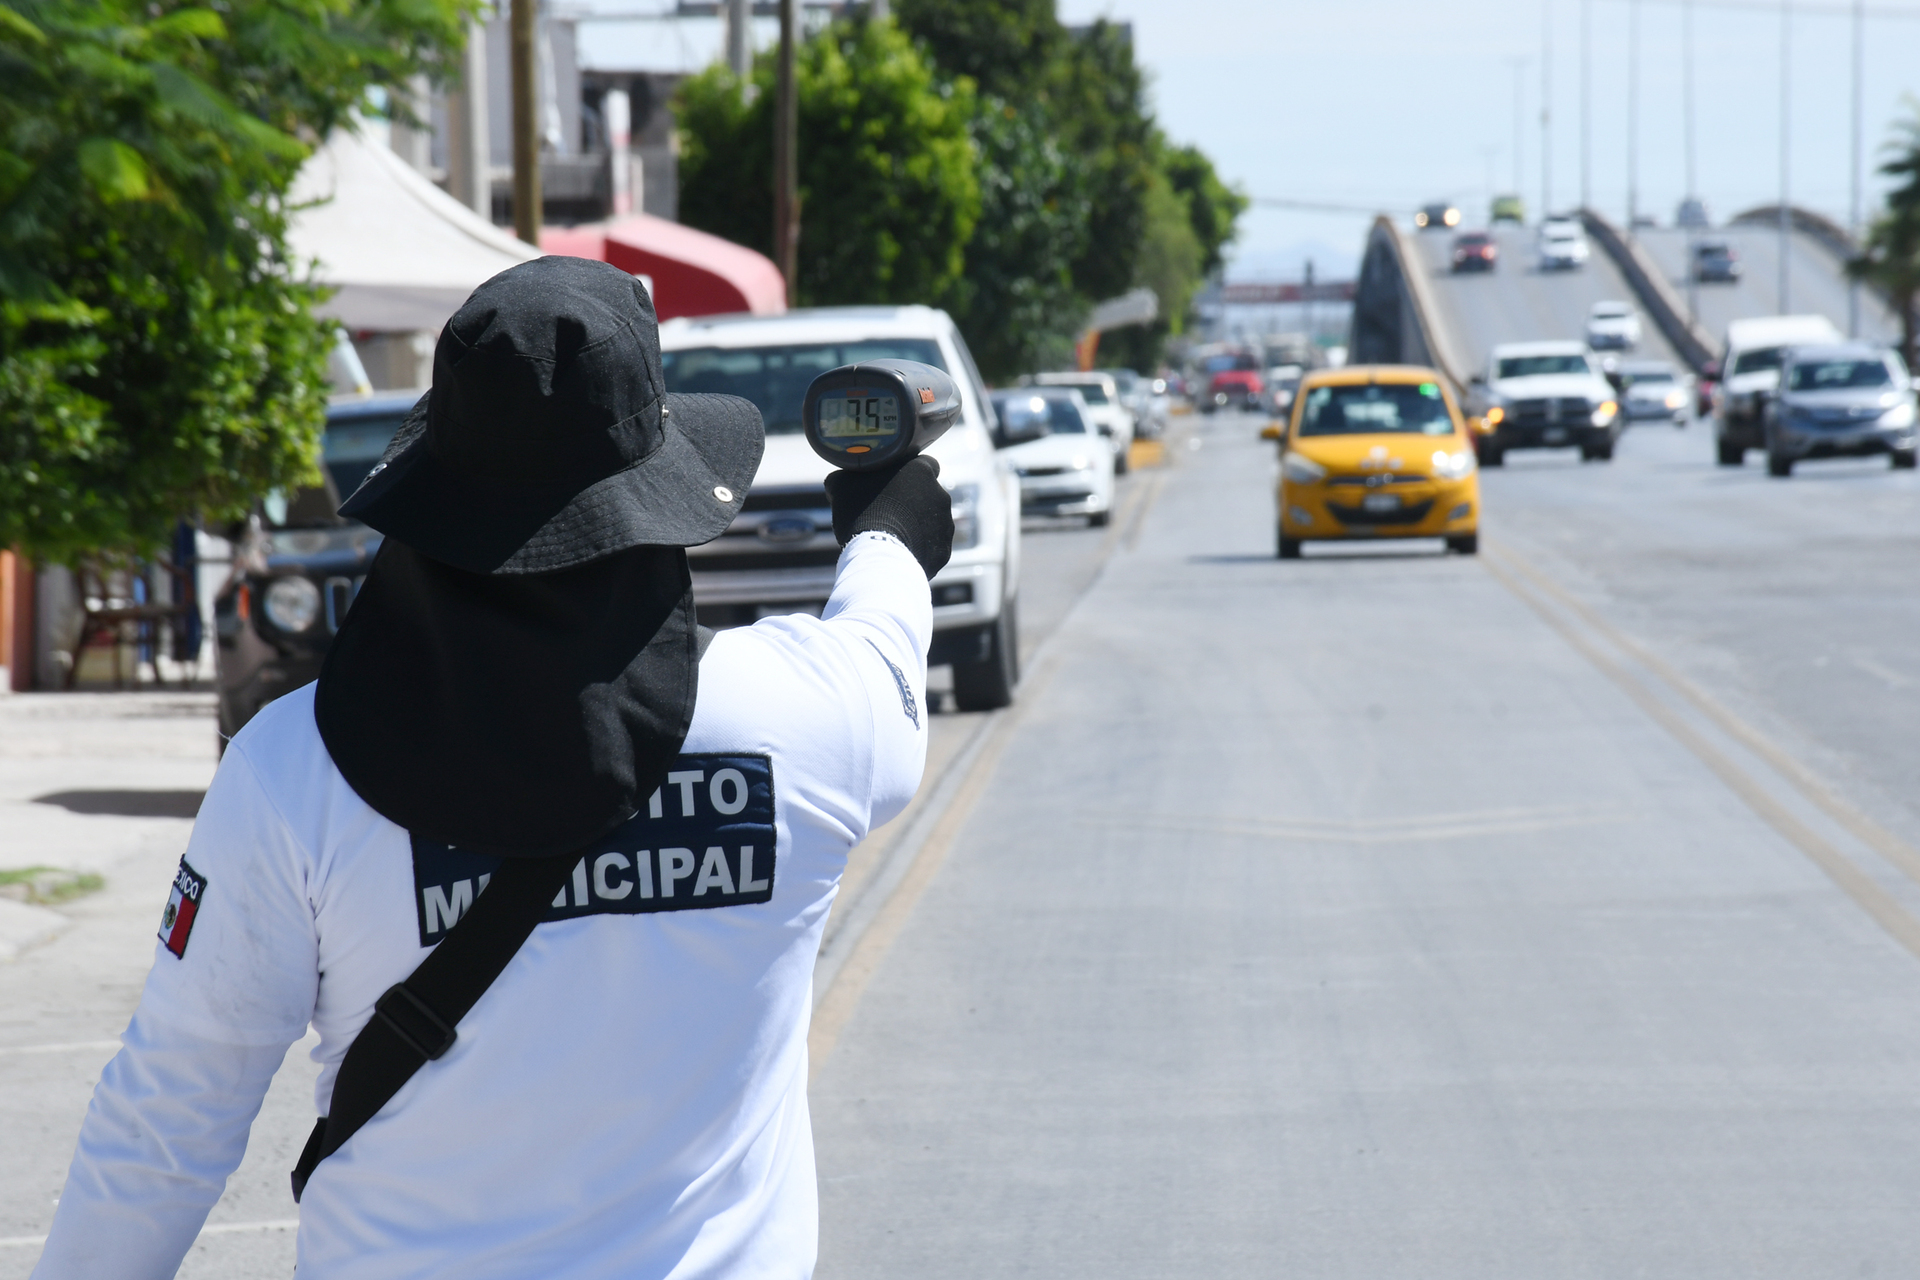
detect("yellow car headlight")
[1281,451,1327,485]
[1431,448,1477,480]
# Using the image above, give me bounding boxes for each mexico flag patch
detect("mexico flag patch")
[159,859,206,958]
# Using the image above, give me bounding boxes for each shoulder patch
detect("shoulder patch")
[159,858,207,958]
[409,753,778,946]
[867,640,919,729]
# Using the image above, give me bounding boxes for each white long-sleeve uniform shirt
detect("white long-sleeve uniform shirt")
[33,532,931,1280]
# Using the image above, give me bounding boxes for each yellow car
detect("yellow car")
[1260,365,1481,559]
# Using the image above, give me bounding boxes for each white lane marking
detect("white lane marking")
[1090,805,1628,846]
[0,1219,298,1248]
[1853,656,1916,691]
[0,1040,121,1058]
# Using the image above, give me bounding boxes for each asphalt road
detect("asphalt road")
[810,405,1920,1277]
[1634,225,1900,349]
[1411,222,1685,376]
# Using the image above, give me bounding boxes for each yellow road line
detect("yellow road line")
[1482,548,1920,963]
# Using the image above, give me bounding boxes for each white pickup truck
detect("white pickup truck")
[659,305,1023,709]
[1471,341,1623,464]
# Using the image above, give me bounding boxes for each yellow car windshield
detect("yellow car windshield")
[1298,383,1454,437]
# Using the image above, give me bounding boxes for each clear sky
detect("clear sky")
[1058,0,1920,282]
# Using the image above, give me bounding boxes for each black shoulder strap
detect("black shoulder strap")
[290,852,577,1201]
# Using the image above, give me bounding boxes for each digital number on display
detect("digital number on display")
[819,391,899,439]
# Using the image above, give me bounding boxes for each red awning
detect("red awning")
[542,214,787,321]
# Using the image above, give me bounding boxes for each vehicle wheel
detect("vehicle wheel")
[1447,533,1479,555]
[1480,447,1505,467]
[1716,438,1744,466]
[951,599,1018,712]
[1581,443,1614,461]
[1088,508,1111,527]
[1767,452,1793,477]
[1277,533,1302,560]
[1113,446,1130,477]
[1892,448,1918,470]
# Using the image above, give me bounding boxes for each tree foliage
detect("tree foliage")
[0,0,473,564]
[679,18,979,310]
[1851,101,1920,368]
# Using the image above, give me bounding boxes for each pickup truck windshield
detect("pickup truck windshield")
[1731,347,1784,375]
[1497,355,1590,378]
[661,340,946,434]
[1298,383,1454,437]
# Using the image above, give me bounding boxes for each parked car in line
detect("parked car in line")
[1197,368,1264,419]
[1675,197,1711,229]
[1470,341,1622,464]
[1762,344,1918,476]
[1614,359,1692,426]
[1490,194,1525,224]
[214,389,420,743]
[1585,301,1643,351]
[1537,217,1590,271]
[1693,239,1741,282]
[660,305,1023,709]
[1713,314,1844,465]
[1259,366,1480,558]
[1451,231,1497,273]
[1034,370,1136,473]
[1414,201,1461,231]
[1097,366,1164,439]
[990,388,1117,525]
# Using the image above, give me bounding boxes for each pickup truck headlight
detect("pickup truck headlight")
[949,482,980,550]
[1881,400,1916,428]
[1591,400,1619,426]
[263,575,321,633]
[1281,452,1328,485]
[1431,448,1477,480]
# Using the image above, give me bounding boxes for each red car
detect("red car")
[1204,369,1264,414]
[1452,231,1497,273]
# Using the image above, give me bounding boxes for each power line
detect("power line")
[1599,0,1920,18]
[1249,197,1412,215]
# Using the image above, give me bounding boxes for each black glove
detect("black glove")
[824,455,954,579]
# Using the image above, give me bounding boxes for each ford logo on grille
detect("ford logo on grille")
[758,515,815,543]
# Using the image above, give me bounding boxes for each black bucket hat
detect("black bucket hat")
[315,257,765,856]
[340,255,764,572]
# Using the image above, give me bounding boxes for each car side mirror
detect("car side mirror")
[1467,416,1493,435]
[1259,424,1285,441]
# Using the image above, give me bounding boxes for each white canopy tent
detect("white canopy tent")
[288,126,539,335]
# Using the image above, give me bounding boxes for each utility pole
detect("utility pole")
[869,0,889,17]
[447,13,491,218]
[1509,56,1526,200]
[1580,0,1591,213]
[1542,0,1553,217]
[1684,0,1699,325]
[1778,0,1791,313]
[510,0,540,246]
[1627,0,1639,237]
[1304,259,1316,349]
[726,0,750,78]
[773,0,799,304]
[1849,0,1863,337]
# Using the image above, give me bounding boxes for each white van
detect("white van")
[1714,314,1844,465]
[659,306,1023,709]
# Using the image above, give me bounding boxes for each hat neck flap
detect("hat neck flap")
[313,540,699,857]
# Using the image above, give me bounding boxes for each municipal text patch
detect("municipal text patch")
[411,753,777,945]
[159,858,206,958]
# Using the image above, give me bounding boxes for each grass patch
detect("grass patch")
[0,866,106,905]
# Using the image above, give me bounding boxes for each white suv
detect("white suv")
[1032,371,1137,475]
[1537,218,1590,271]
[658,306,1023,709]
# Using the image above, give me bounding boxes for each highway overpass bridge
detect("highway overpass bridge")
[1351,206,1901,391]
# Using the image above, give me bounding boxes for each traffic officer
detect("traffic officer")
[33,255,954,1279]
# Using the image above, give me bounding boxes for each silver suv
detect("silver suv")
[1764,344,1919,476]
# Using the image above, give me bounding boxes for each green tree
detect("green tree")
[1163,143,1247,279]
[944,97,1089,380]
[678,18,980,309]
[892,0,1058,102]
[1851,103,1920,368]
[0,0,473,564]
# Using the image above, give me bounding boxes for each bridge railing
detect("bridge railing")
[1348,215,1472,396]
[1577,209,1720,374]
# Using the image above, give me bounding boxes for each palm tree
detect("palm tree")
[1850,103,1920,368]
